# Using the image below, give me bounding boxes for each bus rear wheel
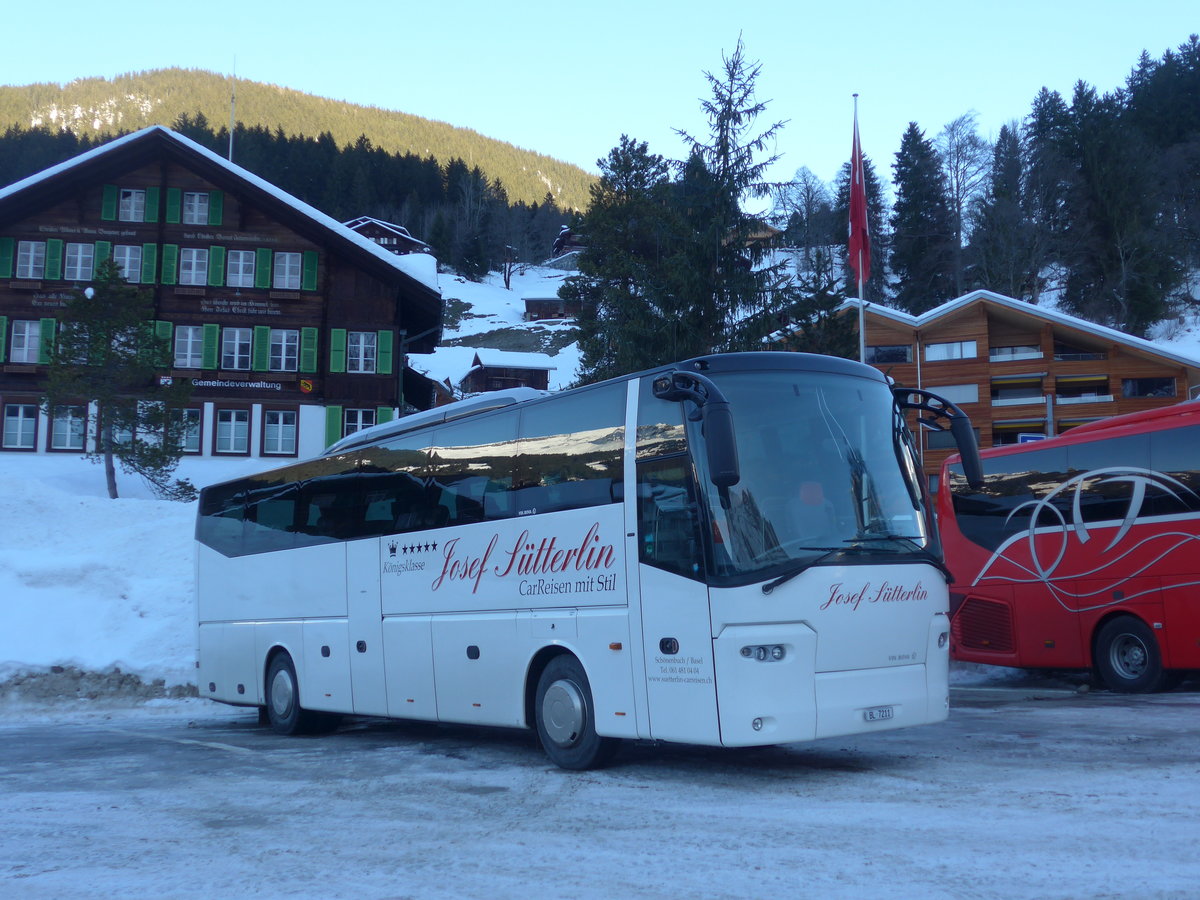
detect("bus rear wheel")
[1094,616,1168,693]
[265,652,340,735]
[534,655,617,770]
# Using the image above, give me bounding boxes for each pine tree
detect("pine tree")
[889,123,957,313]
[967,123,1032,298]
[43,260,196,500]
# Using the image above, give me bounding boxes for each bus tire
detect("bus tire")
[265,652,340,735]
[534,655,617,770]
[1094,616,1167,693]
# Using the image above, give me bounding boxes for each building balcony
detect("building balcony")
[991,397,1045,407]
[1055,394,1114,405]
[989,350,1044,362]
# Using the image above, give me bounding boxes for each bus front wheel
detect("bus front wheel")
[534,655,617,770]
[1094,616,1168,693]
[265,652,340,735]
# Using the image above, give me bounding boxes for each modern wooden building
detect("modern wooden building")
[0,126,443,461]
[771,290,1200,490]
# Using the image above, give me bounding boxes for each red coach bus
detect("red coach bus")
[939,402,1200,692]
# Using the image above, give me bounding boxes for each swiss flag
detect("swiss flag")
[848,105,871,292]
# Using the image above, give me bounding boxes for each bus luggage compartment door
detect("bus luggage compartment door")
[712,623,817,746]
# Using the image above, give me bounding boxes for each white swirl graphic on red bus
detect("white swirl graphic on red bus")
[973,466,1200,612]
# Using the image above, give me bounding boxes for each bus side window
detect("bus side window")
[197,480,248,557]
[636,455,704,581]
[431,410,519,526]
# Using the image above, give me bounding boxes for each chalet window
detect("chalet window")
[343,408,375,437]
[179,248,209,286]
[930,383,979,405]
[269,329,299,372]
[182,192,209,225]
[16,241,46,279]
[50,405,86,451]
[226,250,256,287]
[221,327,252,370]
[925,340,977,361]
[866,344,912,364]
[347,331,377,373]
[1122,377,1176,399]
[174,325,204,368]
[176,408,203,454]
[273,252,302,290]
[215,408,250,454]
[263,409,298,455]
[10,320,41,364]
[2,403,38,450]
[112,245,142,283]
[118,189,146,222]
[64,243,94,281]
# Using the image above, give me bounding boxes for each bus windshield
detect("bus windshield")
[695,369,930,581]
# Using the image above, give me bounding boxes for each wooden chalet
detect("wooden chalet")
[459,351,555,393]
[342,216,431,255]
[769,290,1200,490]
[522,290,581,322]
[0,126,443,460]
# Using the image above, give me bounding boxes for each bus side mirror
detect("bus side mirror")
[949,413,984,489]
[702,399,740,488]
[653,370,741,488]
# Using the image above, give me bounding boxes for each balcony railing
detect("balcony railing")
[991,397,1045,407]
[1054,352,1107,361]
[1055,394,1114,405]
[989,350,1044,362]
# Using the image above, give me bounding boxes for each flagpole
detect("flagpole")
[853,94,865,363]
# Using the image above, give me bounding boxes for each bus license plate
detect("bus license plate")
[864,705,894,722]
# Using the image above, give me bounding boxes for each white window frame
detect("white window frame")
[16,240,46,279]
[269,329,299,372]
[215,409,250,454]
[226,249,256,288]
[112,245,142,283]
[347,331,377,374]
[50,405,86,451]
[273,252,302,290]
[221,327,252,371]
[174,325,204,369]
[182,192,209,225]
[64,243,94,281]
[176,408,203,454]
[925,340,977,362]
[2,403,38,449]
[343,408,376,437]
[263,409,297,455]
[179,248,209,286]
[118,189,146,222]
[10,320,41,364]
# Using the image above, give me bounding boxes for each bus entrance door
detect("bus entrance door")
[346,538,389,716]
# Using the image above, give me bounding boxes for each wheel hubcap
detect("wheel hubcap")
[1110,634,1148,679]
[542,678,585,747]
[270,668,294,718]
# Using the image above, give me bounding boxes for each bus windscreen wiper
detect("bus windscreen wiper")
[846,534,954,583]
[761,545,873,595]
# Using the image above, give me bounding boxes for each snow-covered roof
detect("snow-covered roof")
[469,350,557,371]
[0,126,441,297]
[768,289,1200,372]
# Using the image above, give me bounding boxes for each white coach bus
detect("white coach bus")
[195,352,982,768]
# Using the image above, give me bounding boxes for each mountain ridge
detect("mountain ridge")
[0,68,596,210]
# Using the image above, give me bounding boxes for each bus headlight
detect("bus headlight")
[938,632,949,649]
[741,645,786,661]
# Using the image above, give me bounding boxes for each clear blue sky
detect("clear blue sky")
[2,0,1193,198]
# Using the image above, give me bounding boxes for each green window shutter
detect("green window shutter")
[154,320,173,341]
[299,327,319,373]
[376,407,394,425]
[144,186,160,223]
[141,243,158,284]
[0,316,7,363]
[254,248,272,289]
[252,325,271,372]
[325,406,344,447]
[165,188,182,223]
[38,318,56,364]
[100,184,118,220]
[160,244,179,285]
[376,330,394,375]
[0,237,13,278]
[94,241,112,265]
[201,323,220,370]
[301,250,319,291]
[207,246,226,286]
[329,328,347,373]
[45,239,63,280]
[208,191,224,226]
